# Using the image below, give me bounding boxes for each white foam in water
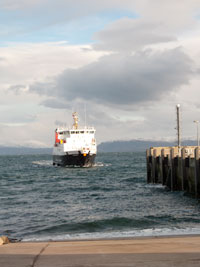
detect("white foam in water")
[32,160,53,166]
[93,162,104,167]
[91,162,112,167]
[31,161,110,168]
[22,227,200,242]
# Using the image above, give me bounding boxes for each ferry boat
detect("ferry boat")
[53,112,97,167]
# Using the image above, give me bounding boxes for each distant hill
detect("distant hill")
[0,139,197,154]
[0,146,52,155]
[97,139,197,152]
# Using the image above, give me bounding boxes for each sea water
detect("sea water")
[0,152,200,241]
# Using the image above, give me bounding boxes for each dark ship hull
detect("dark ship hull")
[53,153,96,167]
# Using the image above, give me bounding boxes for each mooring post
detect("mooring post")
[152,149,157,183]
[170,147,175,191]
[165,152,171,188]
[195,147,200,198]
[161,149,165,185]
[159,155,162,183]
[157,151,162,183]
[149,148,154,183]
[181,147,186,191]
[146,149,151,183]
[146,149,149,182]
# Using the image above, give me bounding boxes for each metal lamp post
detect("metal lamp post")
[176,104,181,155]
[193,120,199,146]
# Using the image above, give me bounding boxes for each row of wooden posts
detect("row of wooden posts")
[146,146,200,198]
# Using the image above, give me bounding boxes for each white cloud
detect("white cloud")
[135,0,200,32]
[0,42,104,89]
[0,42,106,146]
[29,47,195,106]
[93,18,176,52]
[1,1,200,147]
[1,0,200,33]
[0,0,40,9]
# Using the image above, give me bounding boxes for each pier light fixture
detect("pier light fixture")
[193,120,199,146]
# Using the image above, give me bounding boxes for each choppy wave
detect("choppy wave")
[1,152,200,242]
[22,215,200,240]
[29,217,156,236]
[23,227,200,242]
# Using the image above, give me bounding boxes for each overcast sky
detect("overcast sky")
[1,0,200,147]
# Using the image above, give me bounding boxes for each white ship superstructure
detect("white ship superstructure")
[53,112,96,167]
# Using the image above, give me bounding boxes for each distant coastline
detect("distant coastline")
[97,139,197,152]
[0,146,52,155]
[0,139,197,155]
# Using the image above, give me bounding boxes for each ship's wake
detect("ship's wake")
[93,162,112,167]
[32,160,53,167]
[32,161,111,168]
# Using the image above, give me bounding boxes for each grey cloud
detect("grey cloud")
[0,113,36,124]
[29,81,56,95]
[84,106,117,127]
[40,98,70,109]
[93,18,176,52]
[30,47,193,107]
[55,120,67,126]
[8,84,27,94]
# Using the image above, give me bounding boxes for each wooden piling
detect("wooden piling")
[195,147,200,198]
[146,149,151,183]
[161,149,165,185]
[170,148,175,191]
[181,148,186,191]
[152,149,157,183]
[146,146,200,198]
[188,156,195,194]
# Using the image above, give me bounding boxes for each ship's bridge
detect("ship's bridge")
[55,127,96,146]
[70,130,95,134]
[57,128,95,136]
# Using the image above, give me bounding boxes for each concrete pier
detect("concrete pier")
[146,146,200,197]
[1,237,200,267]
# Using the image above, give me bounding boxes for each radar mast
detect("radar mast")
[72,112,79,129]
